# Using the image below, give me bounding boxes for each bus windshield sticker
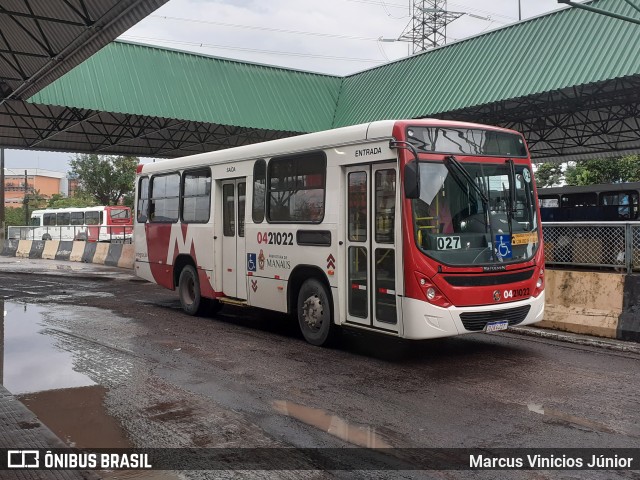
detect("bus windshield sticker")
[512,232,538,245]
[436,236,461,250]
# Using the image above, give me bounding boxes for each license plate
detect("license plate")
[485,320,508,332]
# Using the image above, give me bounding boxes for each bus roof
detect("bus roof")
[30,206,126,215]
[140,119,525,175]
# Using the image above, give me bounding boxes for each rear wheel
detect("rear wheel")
[42,234,52,241]
[297,279,335,346]
[178,265,204,315]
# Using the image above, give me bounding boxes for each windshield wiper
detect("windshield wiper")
[444,155,489,204]
[444,155,497,262]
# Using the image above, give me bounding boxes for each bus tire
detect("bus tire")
[178,265,204,316]
[42,234,52,241]
[297,279,335,346]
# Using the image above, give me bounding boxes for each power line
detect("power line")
[147,15,381,41]
[119,35,385,63]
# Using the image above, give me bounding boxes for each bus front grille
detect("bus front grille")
[459,305,531,332]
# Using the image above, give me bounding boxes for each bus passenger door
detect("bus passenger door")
[221,179,247,300]
[344,164,399,332]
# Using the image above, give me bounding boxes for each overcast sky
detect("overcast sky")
[5,0,572,172]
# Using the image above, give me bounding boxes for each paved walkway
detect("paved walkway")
[0,386,98,479]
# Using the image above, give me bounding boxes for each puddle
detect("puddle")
[273,400,393,448]
[2,302,96,394]
[46,291,115,301]
[2,301,136,450]
[19,385,132,448]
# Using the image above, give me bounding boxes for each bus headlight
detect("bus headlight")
[414,272,451,308]
[534,268,544,297]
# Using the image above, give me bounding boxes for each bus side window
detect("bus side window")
[70,211,84,226]
[43,213,56,226]
[86,211,100,225]
[267,151,326,223]
[252,159,266,223]
[57,212,70,226]
[182,169,211,223]
[150,174,180,223]
[137,177,150,223]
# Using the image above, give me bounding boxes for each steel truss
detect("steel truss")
[0,100,294,158]
[438,76,640,161]
[0,0,168,104]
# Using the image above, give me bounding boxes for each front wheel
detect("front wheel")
[178,265,204,315]
[297,279,335,346]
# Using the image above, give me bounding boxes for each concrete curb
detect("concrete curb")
[508,326,640,354]
[1,239,133,269]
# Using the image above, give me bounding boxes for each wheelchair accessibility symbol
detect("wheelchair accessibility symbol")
[247,253,257,272]
[495,234,512,259]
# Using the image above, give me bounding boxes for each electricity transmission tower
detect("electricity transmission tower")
[399,1,464,53]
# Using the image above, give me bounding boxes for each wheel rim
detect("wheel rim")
[302,294,324,332]
[182,275,195,305]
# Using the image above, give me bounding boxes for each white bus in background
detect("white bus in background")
[9,206,133,242]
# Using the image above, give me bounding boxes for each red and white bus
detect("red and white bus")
[14,206,134,242]
[134,119,544,346]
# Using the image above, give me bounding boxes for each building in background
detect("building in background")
[67,172,79,198]
[3,168,66,208]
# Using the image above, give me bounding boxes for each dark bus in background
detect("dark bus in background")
[538,183,640,222]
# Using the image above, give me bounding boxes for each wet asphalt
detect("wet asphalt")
[0,258,639,480]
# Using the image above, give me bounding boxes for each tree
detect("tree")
[5,207,25,227]
[69,154,138,205]
[47,193,97,209]
[534,162,563,187]
[564,155,640,186]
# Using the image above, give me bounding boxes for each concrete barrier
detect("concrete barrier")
[117,244,135,269]
[540,270,624,339]
[2,239,134,270]
[1,239,19,256]
[69,241,85,262]
[29,240,45,259]
[42,240,60,260]
[16,240,32,258]
[92,242,110,265]
[55,241,73,260]
[81,242,97,263]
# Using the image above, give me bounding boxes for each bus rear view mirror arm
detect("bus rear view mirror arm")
[390,139,420,199]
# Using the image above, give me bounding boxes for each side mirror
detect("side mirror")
[404,160,420,199]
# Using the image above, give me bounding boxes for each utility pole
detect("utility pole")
[24,170,28,225]
[398,1,490,53]
[399,1,463,53]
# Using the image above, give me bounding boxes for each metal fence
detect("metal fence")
[542,222,640,273]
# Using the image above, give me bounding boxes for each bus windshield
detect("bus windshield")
[407,126,528,158]
[412,161,539,266]
[110,208,131,219]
